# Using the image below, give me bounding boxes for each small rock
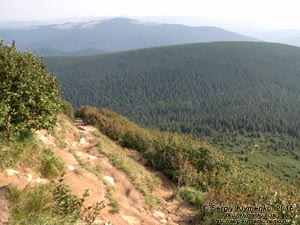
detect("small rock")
[93,219,103,224]
[154,211,166,219]
[5,169,20,176]
[72,142,78,147]
[87,154,97,160]
[67,165,75,171]
[120,215,139,225]
[79,137,86,144]
[39,135,55,146]
[103,176,115,187]
[35,178,48,184]
[160,219,168,224]
[27,173,33,181]
[104,222,113,225]
[139,207,146,213]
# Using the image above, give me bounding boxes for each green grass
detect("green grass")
[0,135,64,178]
[8,177,104,225]
[175,187,205,209]
[210,131,300,183]
[241,152,300,182]
[8,184,62,225]
[49,114,82,148]
[106,189,120,214]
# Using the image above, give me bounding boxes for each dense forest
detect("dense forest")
[46,42,300,136]
[46,42,300,180]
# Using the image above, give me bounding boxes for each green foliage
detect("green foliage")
[9,176,105,225]
[0,40,61,139]
[9,184,59,225]
[52,175,105,224]
[46,42,300,182]
[176,187,205,208]
[62,100,75,121]
[80,106,300,224]
[46,42,300,139]
[41,148,64,178]
[0,135,64,178]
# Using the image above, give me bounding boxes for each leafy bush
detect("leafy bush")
[0,40,61,139]
[52,175,105,224]
[9,176,105,225]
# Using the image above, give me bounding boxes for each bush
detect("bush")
[0,40,61,139]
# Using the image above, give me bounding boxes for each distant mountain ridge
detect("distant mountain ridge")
[32,47,108,57]
[0,17,258,53]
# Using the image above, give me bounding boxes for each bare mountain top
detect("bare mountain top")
[0,17,258,53]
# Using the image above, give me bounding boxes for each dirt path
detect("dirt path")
[0,117,197,225]
[69,119,198,225]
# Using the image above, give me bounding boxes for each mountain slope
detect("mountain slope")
[45,42,300,138]
[0,114,198,224]
[0,18,258,52]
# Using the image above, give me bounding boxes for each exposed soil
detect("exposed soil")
[0,186,10,225]
[0,118,198,225]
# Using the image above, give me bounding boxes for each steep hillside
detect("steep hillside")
[45,42,300,137]
[1,110,299,224]
[0,114,199,224]
[45,42,300,135]
[79,106,300,224]
[0,18,257,52]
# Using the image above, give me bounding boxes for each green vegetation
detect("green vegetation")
[9,176,104,225]
[175,187,205,209]
[80,106,300,224]
[45,42,300,181]
[52,175,105,224]
[0,135,64,178]
[62,100,75,122]
[0,40,61,140]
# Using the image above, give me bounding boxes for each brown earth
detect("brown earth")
[0,117,198,225]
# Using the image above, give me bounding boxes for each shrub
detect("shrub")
[0,40,61,139]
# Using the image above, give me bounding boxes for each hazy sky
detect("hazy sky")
[1,0,300,30]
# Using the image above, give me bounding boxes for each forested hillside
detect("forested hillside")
[46,42,300,137]
[46,42,300,181]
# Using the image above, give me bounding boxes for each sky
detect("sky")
[1,0,300,31]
